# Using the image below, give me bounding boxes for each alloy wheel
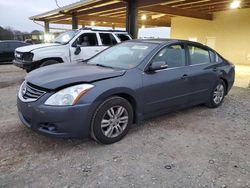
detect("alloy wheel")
[101,106,129,138]
[213,84,225,104]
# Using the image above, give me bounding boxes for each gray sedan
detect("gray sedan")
[17,39,235,144]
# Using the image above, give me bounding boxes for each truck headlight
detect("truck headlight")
[22,52,34,62]
[45,84,94,106]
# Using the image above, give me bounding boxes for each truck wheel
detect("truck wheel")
[40,60,60,67]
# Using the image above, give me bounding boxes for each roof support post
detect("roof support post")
[44,21,50,34]
[72,12,78,29]
[126,0,138,39]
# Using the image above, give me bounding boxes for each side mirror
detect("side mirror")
[148,61,168,72]
[74,45,81,55]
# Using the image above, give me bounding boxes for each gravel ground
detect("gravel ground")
[0,65,249,188]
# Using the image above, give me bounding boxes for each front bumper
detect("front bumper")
[13,59,38,71]
[17,97,93,138]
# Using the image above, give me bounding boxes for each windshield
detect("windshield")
[88,42,158,69]
[53,30,79,44]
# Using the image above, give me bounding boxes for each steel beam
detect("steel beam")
[44,21,50,34]
[126,0,138,39]
[72,12,78,29]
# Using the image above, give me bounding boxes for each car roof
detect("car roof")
[79,27,128,34]
[128,39,208,47]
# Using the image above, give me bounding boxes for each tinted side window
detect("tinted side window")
[0,43,3,53]
[9,42,19,51]
[4,43,13,52]
[152,44,186,68]
[99,33,117,46]
[116,34,130,42]
[188,45,210,65]
[75,33,98,47]
[14,42,26,48]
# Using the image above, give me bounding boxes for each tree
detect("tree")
[0,26,14,40]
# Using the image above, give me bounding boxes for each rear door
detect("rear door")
[186,43,218,104]
[94,32,119,56]
[70,33,101,62]
[142,43,190,115]
[98,33,118,48]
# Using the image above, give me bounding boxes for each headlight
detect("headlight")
[18,81,26,98]
[22,52,34,62]
[45,84,94,106]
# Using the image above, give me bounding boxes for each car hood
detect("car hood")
[26,63,126,90]
[15,43,62,53]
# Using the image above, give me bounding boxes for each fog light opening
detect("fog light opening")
[39,123,57,132]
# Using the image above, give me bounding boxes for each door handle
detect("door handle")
[181,74,188,79]
[213,67,218,72]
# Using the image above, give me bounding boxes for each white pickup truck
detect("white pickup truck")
[13,28,132,72]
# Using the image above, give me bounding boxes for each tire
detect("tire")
[91,96,133,144]
[40,60,59,67]
[206,79,226,108]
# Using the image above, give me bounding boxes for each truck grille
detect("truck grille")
[15,51,23,61]
[19,82,46,102]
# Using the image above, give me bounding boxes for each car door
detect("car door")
[186,43,218,104]
[142,43,190,115]
[70,33,102,62]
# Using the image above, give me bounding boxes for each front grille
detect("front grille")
[22,83,46,101]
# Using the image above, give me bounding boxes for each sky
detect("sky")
[0,0,170,38]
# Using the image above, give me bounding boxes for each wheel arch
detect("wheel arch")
[114,93,138,123]
[219,77,229,95]
[92,88,140,124]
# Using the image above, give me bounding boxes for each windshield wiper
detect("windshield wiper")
[95,64,114,69]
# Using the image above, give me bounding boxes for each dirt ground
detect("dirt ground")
[0,64,249,188]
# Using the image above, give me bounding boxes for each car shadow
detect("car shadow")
[0,103,219,175]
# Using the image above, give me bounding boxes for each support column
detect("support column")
[72,13,78,30]
[126,0,138,39]
[44,21,50,34]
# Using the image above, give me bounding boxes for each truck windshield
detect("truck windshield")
[53,30,79,44]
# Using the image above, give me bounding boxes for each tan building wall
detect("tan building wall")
[170,8,250,65]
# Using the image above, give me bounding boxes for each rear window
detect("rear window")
[99,33,117,46]
[116,34,131,42]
